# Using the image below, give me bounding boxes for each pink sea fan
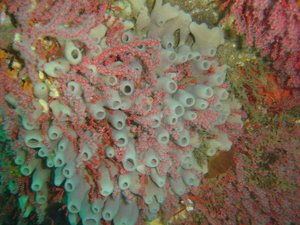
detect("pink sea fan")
[224,0,300,88]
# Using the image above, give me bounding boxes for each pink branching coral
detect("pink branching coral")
[218,0,300,88]
[187,122,300,225]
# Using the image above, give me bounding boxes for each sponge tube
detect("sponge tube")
[20,157,39,176]
[67,179,90,214]
[79,197,101,225]
[33,82,49,99]
[175,129,190,147]
[35,185,48,204]
[122,140,137,171]
[183,111,197,121]
[181,169,200,187]
[120,80,135,96]
[154,185,166,204]
[24,130,44,148]
[104,89,122,110]
[214,88,229,100]
[161,33,175,49]
[91,198,105,214]
[87,101,106,120]
[201,47,217,57]
[48,123,63,140]
[107,110,127,130]
[65,41,82,65]
[67,81,83,97]
[65,174,81,192]
[62,159,76,178]
[121,30,134,43]
[54,167,65,186]
[14,150,26,165]
[150,168,166,187]
[193,98,208,110]
[157,77,178,94]
[169,176,186,196]
[195,60,212,71]
[206,72,226,86]
[174,89,195,107]
[80,143,93,162]
[148,200,160,214]
[31,166,50,191]
[144,149,159,167]
[57,137,69,152]
[49,100,72,121]
[105,146,115,158]
[103,75,118,86]
[54,151,66,167]
[38,146,49,158]
[147,113,161,128]
[102,195,120,221]
[118,173,131,190]
[144,180,156,204]
[113,201,138,225]
[112,129,128,147]
[44,58,70,77]
[155,127,170,145]
[190,84,214,99]
[99,165,114,197]
[165,98,185,117]
[89,23,107,43]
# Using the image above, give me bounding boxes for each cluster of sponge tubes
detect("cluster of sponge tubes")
[5,0,244,224]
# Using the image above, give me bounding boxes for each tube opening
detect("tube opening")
[122,34,130,42]
[166,42,173,49]
[160,136,168,143]
[217,76,223,85]
[151,158,158,166]
[168,81,177,92]
[82,152,89,160]
[32,184,40,191]
[123,85,133,94]
[71,49,79,59]
[108,76,117,85]
[125,158,134,169]
[186,97,194,106]
[104,212,111,219]
[169,52,176,61]
[202,61,210,70]
[27,138,39,147]
[116,121,124,129]
[66,182,73,191]
[113,101,121,108]
[22,167,30,176]
[63,168,70,175]
[189,178,194,185]
[38,197,46,203]
[49,132,58,139]
[84,219,97,225]
[175,105,184,116]
[206,88,213,97]
[210,49,216,56]
[118,138,125,145]
[70,204,79,213]
[96,111,105,119]
[181,137,188,145]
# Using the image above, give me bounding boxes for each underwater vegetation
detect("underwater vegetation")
[0,0,299,225]
[215,0,300,88]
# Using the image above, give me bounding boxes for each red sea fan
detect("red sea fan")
[220,0,300,88]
